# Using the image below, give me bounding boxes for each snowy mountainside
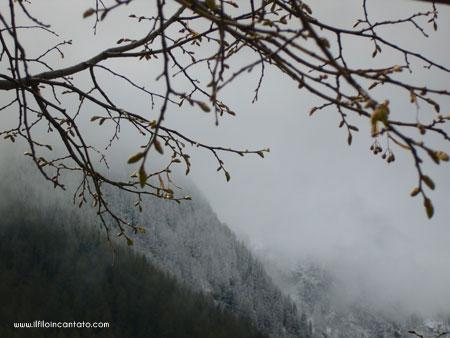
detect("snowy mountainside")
[260,255,450,338]
[108,187,303,338]
[0,155,303,338]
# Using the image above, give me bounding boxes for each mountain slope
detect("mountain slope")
[0,156,303,338]
[109,187,303,337]
[0,202,268,338]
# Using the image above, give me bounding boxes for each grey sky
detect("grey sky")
[1,0,449,316]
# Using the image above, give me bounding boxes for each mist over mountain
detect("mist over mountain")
[1,0,449,336]
[1,150,449,338]
[259,251,450,338]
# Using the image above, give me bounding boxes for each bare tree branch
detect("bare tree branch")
[0,0,448,243]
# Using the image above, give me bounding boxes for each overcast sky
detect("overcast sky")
[1,0,449,316]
